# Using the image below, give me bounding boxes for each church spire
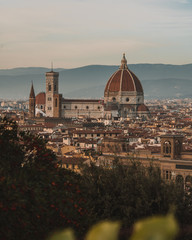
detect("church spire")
[120,53,128,69]
[29,81,35,98]
[29,82,35,118]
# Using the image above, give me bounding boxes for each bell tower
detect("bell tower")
[45,69,61,117]
[160,135,183,159]
[29,82,35,118]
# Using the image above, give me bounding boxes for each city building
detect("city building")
[98,134,192,186]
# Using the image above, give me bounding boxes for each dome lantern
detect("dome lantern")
[120,53,128,70]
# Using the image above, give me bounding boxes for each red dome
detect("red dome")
[104,54,143,94]
[137,104,149,112]
[36,92,45,105]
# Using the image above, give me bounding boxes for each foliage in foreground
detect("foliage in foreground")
[48,214,178,240]
[0,118,88,240]
[0,118,192,240]
[80,161,185,228]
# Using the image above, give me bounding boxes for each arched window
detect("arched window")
[55,98,57,107]
[175,139,181,156]
[75,106,77,109]
[86,106,89,110]
[163,141,171,155]
[48,84,51,91]
[126,97,129,102]
[176,175,184,187]
[54,84,56,92]
[112,97,116,102]
[185,175,192,184]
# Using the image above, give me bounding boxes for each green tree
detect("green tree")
[80,160,187,238]
[1,118,192,240]
[0,118,88,240]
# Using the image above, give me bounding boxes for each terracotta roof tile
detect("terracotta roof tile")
[137,104,149,112]
[36,92,45,105]
[104,69,143,94]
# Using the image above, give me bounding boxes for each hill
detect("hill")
[0,64,192,100]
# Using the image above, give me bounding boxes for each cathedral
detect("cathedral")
[29,54,150,120]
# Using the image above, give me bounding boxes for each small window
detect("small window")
[63,105,66,109]
[112,97,116,102]
[126,97,129,102]
[55,98,57,107]
[163,141,171,155]
[75,106,77,109]
[54,84,56,92]
[166,171,169,180]
[48,84,51,91]
[86,106,89,109]
[98,106,100,110]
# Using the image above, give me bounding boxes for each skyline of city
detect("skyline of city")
[1,0,192,69]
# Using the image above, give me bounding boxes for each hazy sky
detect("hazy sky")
[0,0,192,68]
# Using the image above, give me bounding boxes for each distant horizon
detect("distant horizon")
[0,63,192,101]
[1,61,192,71]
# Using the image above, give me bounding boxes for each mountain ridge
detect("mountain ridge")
[0,64,192,100]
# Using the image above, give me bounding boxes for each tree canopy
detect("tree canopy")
[0,118,88,240]
[0,118,192,240]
